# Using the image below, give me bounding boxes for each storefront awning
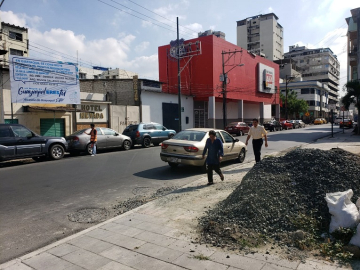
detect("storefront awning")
[23,105,88,113]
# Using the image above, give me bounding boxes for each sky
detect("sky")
[1,0,359,96]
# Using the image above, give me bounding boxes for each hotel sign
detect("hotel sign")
[76,103,108,122]
[258,63,276,94]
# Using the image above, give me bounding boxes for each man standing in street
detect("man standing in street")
[85,123,97,156]
[245,119,268,163]
[202,130,224,185]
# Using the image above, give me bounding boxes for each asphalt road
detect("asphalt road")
[0,124,338,263]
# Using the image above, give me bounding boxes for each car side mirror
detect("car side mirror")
[115,133,119,136]
[235,138,239,142]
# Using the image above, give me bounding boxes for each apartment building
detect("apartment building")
[78,67,138,80]
[236,13,283,61]
[283,45,340,106]
[346,7,360,81]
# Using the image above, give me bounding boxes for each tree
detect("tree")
[280,90,308,119]
[342,80,360,135]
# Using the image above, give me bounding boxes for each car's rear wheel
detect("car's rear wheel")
[169,134,174,139]
[49,144,65,160]
[142,137,151,148]
[201,162,208,173]
[168,162,178,168]
[123,140,131,150]
[237,148,246,163]
[87,143,93,155]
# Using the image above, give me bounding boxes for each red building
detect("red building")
[158,35,280,128]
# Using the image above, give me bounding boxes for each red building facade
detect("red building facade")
[158,35,280,128]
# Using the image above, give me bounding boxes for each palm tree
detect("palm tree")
[342,80,360,135]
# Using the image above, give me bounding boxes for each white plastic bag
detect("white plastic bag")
[350,223,360,247]
[325,189,359,233]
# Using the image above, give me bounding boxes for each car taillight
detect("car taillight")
[183,146,199,152]
[161,143,169,149]
[72,136,79,142]
[340,122,343,124]
[136,131,140,138]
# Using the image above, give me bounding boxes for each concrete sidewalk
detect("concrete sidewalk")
[1,130,359,270]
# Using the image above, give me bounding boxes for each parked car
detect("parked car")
[320,118,327,124]
[225,122,250,136]
[263,120,282,132]
[295,120,306,128]
[289,120,300,129]
[0,123,68,162]
[314,118,323,125]
[281,121,293,130]
[66,127,132,155]
[160,128,246,171]
[334,117,343,125]
[122,122,176,148]
[339,119,353,129]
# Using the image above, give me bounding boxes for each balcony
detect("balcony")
[349,47,358,56]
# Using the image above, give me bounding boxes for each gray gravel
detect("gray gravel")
[199,148,360,257]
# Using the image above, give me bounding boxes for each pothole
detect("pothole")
[68,208,109,223]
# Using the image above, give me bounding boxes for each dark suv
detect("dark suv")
[0,124,68,161]
[122,122,176,148]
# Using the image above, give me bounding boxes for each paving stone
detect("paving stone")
[172,253,228,270]
[164,229,193,241]
[113,217,144,227]
[97,261,135,270]
[103,232,146,250]
[100,222,144,237]
[100,246,148,266]
[127,213,171,225]
[64,265,85,270]
[132,255,184,270]
[23,252,74,270]
[243,253,299,269]
[84,228,114,241]
[0,261,33,270]
[68,235,115,254]
[47,243,79,257]
[134,230,177,246]
[133,221,175,235]
[136,242,183,263]
[260,263,294,270]
[210,251,265,270]
[297,260,339,270]
[167,239,215,257]
[62,249,111,270]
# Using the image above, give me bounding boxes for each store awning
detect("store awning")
[22,105,88,112]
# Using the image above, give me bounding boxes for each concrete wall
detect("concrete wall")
[110,105,140,133]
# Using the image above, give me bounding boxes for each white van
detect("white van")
[334,117,343,124]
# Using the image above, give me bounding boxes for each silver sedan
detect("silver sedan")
[66,127,132,155]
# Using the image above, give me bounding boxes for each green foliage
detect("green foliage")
[331,227,356,245]
[342,80,360,134]
[280,90,308,118]
[192,254,210,260]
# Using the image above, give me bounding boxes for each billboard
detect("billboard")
[258,63,276,94]
[9,56,80,104]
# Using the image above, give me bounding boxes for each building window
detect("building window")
[9,48,23,56]
[9,31,23,41]
[79,73,86,79]
[309,101,315,106]
[94,75,99,79]
[301,89,310,94]
[112,75,116,79]
[106,76,110,79]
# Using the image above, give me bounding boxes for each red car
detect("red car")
[225,122,250,136]
[281,120,293,130]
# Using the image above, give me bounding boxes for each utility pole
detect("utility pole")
[222,51,227,129]
[357,9,360,80]
[177,17,182,132]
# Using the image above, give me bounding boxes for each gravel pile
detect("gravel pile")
[199,148,360,253]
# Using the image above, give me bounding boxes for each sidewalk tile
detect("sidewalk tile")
[100,246,148,266]
[243,253,299,269]
[136,242,183,263]
[134,230,177,246]
[167,239,215,257]
[68,235,114,254]
[260,263,294,270]
[172,253,228,270]
[23,252,75,270]
[210,251,265,270]
[0,262,33,270]
[128,213,172,225]
[62,249,111,270]
[164,229,193,241]
[100,222,144,237]
[97,261,136,270]
[297,260,338,270]
[103,232,146,250]
[47,243,79,257]
[132,255,185,270]
[84,228,114,240]
[133,221,174,234]
[113,217,144,227]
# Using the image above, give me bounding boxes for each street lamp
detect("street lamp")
[285,75,295,120]
[222,63,245,129]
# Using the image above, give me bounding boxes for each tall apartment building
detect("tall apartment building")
[346,7,360,81]
[198,30,225,40]
[283,45,340,105]
[236,13,283,61]
[0,22,29,67]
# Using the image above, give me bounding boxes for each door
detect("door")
[40,118,65,137]
[10,125,44,156]
[154,124,166,142]
[162,103,179,132]
[0,125,16,159]
[102,128,122,148]
[220,131,239,160]
[194,110,205,128]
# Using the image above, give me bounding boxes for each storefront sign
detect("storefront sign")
[76,103,108,122]
[9,56,80,104]
[258,63,276,94]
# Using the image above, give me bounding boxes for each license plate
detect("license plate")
[228,128,232,130]
[168,157,181,163]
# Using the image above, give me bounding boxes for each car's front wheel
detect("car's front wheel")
[142,137,151,148]
[123,140,131,150]
[87,143,93,155]
[237,148,246,163]
[49,144,65,160]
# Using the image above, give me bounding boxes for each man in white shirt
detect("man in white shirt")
[245,118,268,163]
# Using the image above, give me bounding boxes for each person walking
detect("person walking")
[202,130,224,185]
[85,123,97,156]
[245,119,268,163]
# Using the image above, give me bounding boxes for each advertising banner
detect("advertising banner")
[9,56,80,104]
[258,63,276,94]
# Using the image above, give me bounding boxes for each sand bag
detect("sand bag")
[325,189,359,233]
[350,223,360,247]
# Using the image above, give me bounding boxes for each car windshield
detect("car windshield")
[172,131,206,141]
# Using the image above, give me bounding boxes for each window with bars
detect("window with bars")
[9,31,23,41]
[9,48,23,56]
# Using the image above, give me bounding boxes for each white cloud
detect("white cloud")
[182,23,203,37]
[135,41,150,53]
[0,10,42,28]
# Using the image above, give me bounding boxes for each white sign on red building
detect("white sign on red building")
[258,63,276,94]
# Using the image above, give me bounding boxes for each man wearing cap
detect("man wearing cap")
[245,119,268,163]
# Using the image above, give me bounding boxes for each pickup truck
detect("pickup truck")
[0,123,68,162]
